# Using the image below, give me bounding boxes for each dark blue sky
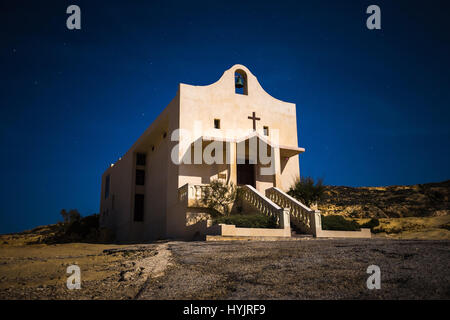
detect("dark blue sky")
[1,0,449,233]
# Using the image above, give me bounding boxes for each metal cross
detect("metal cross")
[248,112,260,131]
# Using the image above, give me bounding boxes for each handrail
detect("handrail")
[265,187,321,234]
[241,185,289,228]
[178,183,211,206]
[178,183,189,202]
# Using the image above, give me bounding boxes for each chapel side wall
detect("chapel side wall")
[128,94,180,241]
[142,133,169,241]
[114,155,134,242]
[99,92,181,242]
[102,140,165,243]
[99,153,134,242]
[99,172,108,228]
[165,90,190,239]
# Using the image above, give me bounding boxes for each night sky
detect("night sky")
[1,0,449,234]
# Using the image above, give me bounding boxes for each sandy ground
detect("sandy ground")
[1,238,449,300]
[0,242,170,299]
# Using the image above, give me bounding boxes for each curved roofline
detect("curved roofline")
[181,64,295,105]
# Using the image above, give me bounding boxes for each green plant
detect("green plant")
[65,214,99,239]
[214,214,277,228]
[321,215,360,231]
[201,179,237,216]
[287,176,325,207]
[60,209,81,224]
[43,213,104,244]
[359,218,380,231]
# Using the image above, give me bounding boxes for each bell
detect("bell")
[235,75,244,88]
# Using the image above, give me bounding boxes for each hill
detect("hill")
[319,180,450,218]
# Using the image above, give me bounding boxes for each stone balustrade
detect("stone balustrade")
[265,187,321,235]
[241,185,290,229]
[178,183,290,229]
[178,183,189,202]
[178,183,211,207]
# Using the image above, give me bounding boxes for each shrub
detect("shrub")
[65,214,99,240]
[321,215,360,231]
[60,209,81,224]
[288,176,325,207]
[65,214,99,238]
[359,218,380,231]
[214,214,277,228]
[201,179,237,216]
[43,213,104,244]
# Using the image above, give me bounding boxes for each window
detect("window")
[134,194,144,222]
[136,169,145,185]
[214,119,220,129]
[235,70,248,95]
[263,126,269,136]
[104,175,110,199]
[136,153,146,166]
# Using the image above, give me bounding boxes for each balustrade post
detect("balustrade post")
[310,210,321,236]
[279,208,290,230]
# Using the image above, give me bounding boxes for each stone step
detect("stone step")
[206,235,309,242]
[290,233,313,238]
[290,227,313,238]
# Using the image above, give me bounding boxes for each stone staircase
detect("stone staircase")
[240,185,290,230]
[178,183,321,238]
[240,185,321,236]
[265,186,322,236]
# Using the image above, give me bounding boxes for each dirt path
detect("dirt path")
[133,243,173,299]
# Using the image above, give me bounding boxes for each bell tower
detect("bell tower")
[234,69,248,95]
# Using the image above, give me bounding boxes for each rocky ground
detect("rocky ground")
[1,239,449,300]
[319,180,449,218]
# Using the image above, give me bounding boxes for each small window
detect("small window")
[104,175,110,199]
[214,119,220,129]
[136,153,146,166]
[263,126,269,136]
[134,194,144,222]
[136,169,145,185]
[162,132,167,138]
